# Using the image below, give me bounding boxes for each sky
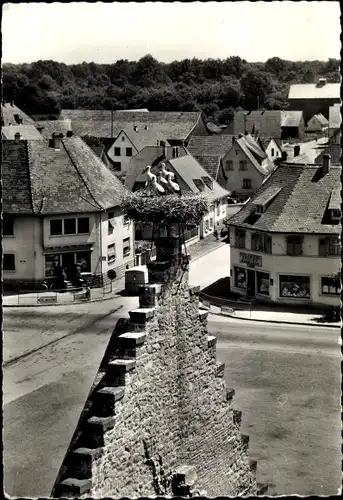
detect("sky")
[2,1,341,65]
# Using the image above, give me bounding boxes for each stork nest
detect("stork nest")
[121,189,209,224]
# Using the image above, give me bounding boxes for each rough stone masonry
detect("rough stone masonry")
[52,231,264,498]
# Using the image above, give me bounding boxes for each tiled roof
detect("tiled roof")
[3,137,128,215]
[1,125,42,140]
[1,103,36,126]
[227,163,341,234]
[124,145,188,191]
[186,135,234,178]
[315,142,341,166]
[236,135,273,176]
[258,136,282,151]
[60,110,202,141]
[118,128,170,152]
[206,122,222,134]
[329,105,341,129]
[288,83,340,100]
[167,155,230,202]
[230,110,282,138]
[35,120,73,138]
[311,113,329,126]
[281,111,303,127]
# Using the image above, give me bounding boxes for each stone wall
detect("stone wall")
[52,234,261,498]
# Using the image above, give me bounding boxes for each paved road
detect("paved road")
[209,315,341,497]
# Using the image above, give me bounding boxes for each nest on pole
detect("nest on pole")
[121,189,209,225]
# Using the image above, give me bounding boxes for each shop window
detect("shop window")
[251,232,272,253]
[64,218,76,235]
[3,215,14,236]
[235,267,246,289]
[239,161,248,171]
[50,219,63,236]
[107,243,116,265]
[321,276,341,295]
[76,251,91,272]
[114,147,121,156]
[318,236,340,256]
[123,237,131,257]
[286,236,303,256]
[235,229,246,249]
[77,217,90,234]
[108,211,115,235]
[126,147,133,157]
[45,254,60,277]
[257,272,270,295]
[279,275,310,299]
[3,253,15,271]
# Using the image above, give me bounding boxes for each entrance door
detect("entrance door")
[61,252,75,281]
[247,269,256,298]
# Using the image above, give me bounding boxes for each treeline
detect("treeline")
[2,55,340,124]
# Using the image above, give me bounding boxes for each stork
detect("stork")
[144,165,165,195]
[166,172,180,193]
[161,162,175,181]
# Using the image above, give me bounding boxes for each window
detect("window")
[257,272,270,295]
[107,243,116,264]
[235,267,246,289]
[280,275,310,299]
[216,200,221,216]
[77,217,90,234]
[205,219,209,231]
[108,211,115,235]
[239,161,248,171]
[235,229,246,249]
[123,237,131,257]
[209,218,214,229]
[276,151,279,157]
[321,276,341,295]
[286,236,303,256]
[50,219,63,236]
[242,178,252,189]
[3,215,14,236]
[251,233,272,253]
[114,147,121,156]
[112,161,121,171]
[226,160,233,171]
[64,218,76,235]
[45,254,60,277]
[76,251,91,272]
[126,147,133,157]
[319,237,340,256]
[3,253,15,271]
[255,205,264,214]
[271,148,275,157]
[123,214,131,226]
[121,136,125,141]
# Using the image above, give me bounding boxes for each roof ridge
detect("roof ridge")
[62,138,104,211]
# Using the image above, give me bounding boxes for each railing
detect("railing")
[183,226,199,242]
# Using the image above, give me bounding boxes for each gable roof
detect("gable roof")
[206,121,222,134]
[115,128,169,152]
[1,125,42,140]
[228,110,282,138]
[60,110,203,141]
[329,105,341,129]
[124,145,188,191]
[2,137,128,215]
[227,163,341,234]
[1,102,36,126]
[315,141,341,166]
[35,119,73,138]
[257,136,282,152]
[281,111,304,127]
[186,135,234,178]
[288,83,340,100]
[309,113,329,126]
[234,135,274,176]
[167,154,229,202]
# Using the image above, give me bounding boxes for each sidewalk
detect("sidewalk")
[3,236,226,307]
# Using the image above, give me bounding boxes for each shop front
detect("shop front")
[44,246,93,285]
[233,251,271,299]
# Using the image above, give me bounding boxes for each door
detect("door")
[61,252,75,282]
[247,269,256,298]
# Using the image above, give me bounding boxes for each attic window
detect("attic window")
[330,209,341,221]
[194,179,205,192]
[255,204,264,214]
[252,186,282,213]
[201,176,213,189]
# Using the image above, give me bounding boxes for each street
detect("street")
[3,245,341,497]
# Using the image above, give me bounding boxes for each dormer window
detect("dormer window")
[330,209,341,222]
[255,205,264,214]
[201,176,213,190]
[193,179,205,192]
[252,186,282,214]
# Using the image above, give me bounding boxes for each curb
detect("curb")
[3,242,226,308]
[209,310,341,329]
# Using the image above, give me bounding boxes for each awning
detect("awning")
[43,244,94,254]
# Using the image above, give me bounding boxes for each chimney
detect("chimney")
[175,146,179,158]
[238,133,243,139]
[66,130,73,137]
[145,125,148,130]
[318,78,327,87]
[52,132,62,150]
[294,145,300,157]
[322,154,331,174]
[133,125,138,132]
[14,132,21,141]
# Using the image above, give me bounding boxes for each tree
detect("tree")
[241,69,273,109]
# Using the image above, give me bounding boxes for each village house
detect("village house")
[227,156,341,308]
[2,136,135,290]
[186,134,234,181]
[1,125,43,140]
[256,137,282,163]
[306,113,329,133]
[34,119,73,138]
[280,110,305,139]
[328,104,341,140]
[219,133,275,202]
[288,78,340,123]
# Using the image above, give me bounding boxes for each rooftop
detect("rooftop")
[60,109,203,141]
[34,120,73,138]
[186,135,234,178]
[227,163,341,234]
[288,82,341,100]
[1,125,42,140]
[117,128,169,152]
[310,113,329,126]
[280,110,304,128]
[2,137,128,215]
[1,102,36,126]
[227,110,283,138]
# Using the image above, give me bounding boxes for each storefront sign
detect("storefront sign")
[38,295,57,304]
[239,252,262,268]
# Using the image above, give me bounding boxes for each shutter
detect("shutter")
[319,238,326,256]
